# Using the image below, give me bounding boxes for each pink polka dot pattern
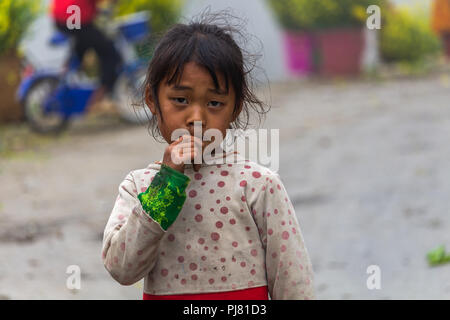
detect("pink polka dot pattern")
[189,190,197,198]
[252,171,261,178]
[103,159,315,300]
[211,232,220,241]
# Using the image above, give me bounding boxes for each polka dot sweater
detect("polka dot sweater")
[102,152,315,299]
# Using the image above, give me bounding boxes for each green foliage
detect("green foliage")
[267,0,386,31]
[380,7,442,63]
[0,0,41,56]
[427,245,450,266]
[114,0,184,36]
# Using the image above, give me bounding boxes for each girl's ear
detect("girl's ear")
[145,85,157,115]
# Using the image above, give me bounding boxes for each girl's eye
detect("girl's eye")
[171,98,223,107]
[208,101,223,108]
[172,97,188,104]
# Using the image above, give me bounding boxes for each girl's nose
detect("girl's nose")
[186,105,206,133]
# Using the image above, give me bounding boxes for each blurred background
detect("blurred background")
[0,0,449,299]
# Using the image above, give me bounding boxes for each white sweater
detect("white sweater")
[102,151,315,299]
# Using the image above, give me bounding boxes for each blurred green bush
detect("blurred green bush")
[114,0,184,36]
[0,0,41,56]
[267,0,386,31]
[380,7,441,63]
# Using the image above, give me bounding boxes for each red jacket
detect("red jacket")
[51,0,101,25]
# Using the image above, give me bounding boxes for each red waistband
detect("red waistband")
[143,286,269,300]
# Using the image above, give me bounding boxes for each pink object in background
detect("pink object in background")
[283,31,314,76]
[444,34,450,58]
[315,28,364,76]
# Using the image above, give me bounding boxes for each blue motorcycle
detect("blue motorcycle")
[17,11,152,134]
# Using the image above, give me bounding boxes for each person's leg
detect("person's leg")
[81,24,122,94]
[54,21,88,68]
[78,23,122,112]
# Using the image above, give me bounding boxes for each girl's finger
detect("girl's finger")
[171,135,184,145]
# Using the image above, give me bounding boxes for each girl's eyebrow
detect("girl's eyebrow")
[172,85,228,96]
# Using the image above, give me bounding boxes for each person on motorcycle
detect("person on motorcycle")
[50,0,122,114]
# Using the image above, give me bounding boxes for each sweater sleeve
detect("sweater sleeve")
[101,167,190,285]
[247,171,315,300]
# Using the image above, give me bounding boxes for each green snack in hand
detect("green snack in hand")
[138,164,190,231]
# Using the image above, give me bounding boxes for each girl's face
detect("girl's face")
[146,61,241,148]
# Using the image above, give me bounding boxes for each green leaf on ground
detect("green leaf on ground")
[427,245,450,266]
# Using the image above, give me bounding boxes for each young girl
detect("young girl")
[101,12,315,300]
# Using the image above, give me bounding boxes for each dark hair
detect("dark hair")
[141,8,271,142]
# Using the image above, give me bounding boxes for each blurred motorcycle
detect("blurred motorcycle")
[16,11,152,134]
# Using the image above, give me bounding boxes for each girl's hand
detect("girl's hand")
[163,134,204,173]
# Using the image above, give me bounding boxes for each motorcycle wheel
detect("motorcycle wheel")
[23,76,69,134]
[113,67,152,124]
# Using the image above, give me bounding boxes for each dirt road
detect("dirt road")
[1,73,450,299]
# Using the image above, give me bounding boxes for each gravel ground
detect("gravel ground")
[1,73,450,299]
